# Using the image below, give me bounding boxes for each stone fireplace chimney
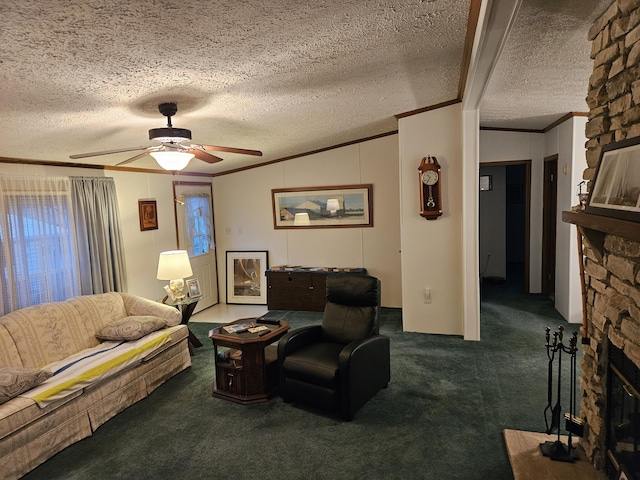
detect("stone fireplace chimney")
[564,0,640,474]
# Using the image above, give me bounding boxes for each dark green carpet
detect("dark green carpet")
[23,284,579,480]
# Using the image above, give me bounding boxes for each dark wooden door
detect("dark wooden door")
[541,156,558,296]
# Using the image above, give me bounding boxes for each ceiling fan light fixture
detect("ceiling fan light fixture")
[149,127,192,143]
[150,150,194,170]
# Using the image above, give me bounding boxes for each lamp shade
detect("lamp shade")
[326,198,339,212]
[293,212,311,226]
[157,250,193,280]
[150,151,194,170]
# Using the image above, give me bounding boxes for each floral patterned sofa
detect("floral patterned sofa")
[0,292,192,479]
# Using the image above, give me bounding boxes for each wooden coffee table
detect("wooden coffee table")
[209,318,289,404]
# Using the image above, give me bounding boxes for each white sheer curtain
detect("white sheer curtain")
[0,175,82,314]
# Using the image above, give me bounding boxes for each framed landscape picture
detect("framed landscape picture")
[272,184,373,229]
[586,136,640,222]
[226,251,268,304]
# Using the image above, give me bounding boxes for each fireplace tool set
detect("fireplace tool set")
[541,325,583,462]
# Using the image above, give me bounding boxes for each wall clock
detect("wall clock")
[418,155,443,220]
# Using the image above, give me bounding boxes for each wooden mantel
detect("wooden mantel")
[562,211,640,242]
[563,210,640,260]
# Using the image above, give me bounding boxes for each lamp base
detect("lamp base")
[169,278,186,300]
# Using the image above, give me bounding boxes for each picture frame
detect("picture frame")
[186,278,202,298]
[226,251,268,305]
[479,175,493,191]
[586,136,640,222]
[138,200,158,231]
[271,184,373,229]
[163,285,177,303]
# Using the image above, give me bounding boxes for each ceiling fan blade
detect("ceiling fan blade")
[200,145,263,156]
[116,150,152,166]
[188,148,224,164]
[69,146,150,159]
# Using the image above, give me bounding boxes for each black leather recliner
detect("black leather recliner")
[277,274,390,420]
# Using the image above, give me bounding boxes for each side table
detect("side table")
[209,318,290,404]
[163,295,204,355]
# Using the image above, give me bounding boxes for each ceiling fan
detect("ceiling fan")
[69,102,262,170]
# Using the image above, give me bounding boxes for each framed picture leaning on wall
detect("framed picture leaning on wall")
[225,251,268,304]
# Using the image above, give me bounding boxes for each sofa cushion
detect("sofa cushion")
[120,293,182,327]
[66,292,128,334]
[0,368,52,405]
[0,325,22,368]
[95,316,167,341]
[0,301,96,368]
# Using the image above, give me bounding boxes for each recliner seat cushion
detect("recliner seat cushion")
[281,342,343,388]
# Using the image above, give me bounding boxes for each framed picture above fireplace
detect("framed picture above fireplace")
[586,135,640,222]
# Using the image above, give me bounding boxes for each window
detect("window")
[183,194,213,257]
[0,176,81,313]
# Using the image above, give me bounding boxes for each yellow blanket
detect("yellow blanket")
[21,331,170,407]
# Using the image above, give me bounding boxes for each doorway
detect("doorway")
[479,160,531,297]
[541,155,558,297]
[173,181,219,313]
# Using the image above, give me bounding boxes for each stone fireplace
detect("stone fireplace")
[564,0,640,476]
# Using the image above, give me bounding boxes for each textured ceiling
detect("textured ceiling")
[479,0,612,130]
[0,0,610,174]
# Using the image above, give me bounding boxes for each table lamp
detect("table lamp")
[157,250,193,300]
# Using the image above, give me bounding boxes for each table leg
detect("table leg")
[180,301,203,355]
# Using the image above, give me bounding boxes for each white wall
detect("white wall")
[479,130,545,292]
[398,103,464,335]
[544,116,588,324]
[3,114,586,331]
[212,134,402,307]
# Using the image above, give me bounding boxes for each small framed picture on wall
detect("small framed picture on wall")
[138,200,158,231]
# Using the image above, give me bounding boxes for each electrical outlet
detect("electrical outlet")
[423,288,431,304]
[225,227,231,235]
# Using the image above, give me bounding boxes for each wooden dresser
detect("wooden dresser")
[266,266,367,311]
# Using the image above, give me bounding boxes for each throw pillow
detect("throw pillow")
[96,316,167,341]
[0,367,52,405]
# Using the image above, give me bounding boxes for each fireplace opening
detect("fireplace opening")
[607,342,640,479]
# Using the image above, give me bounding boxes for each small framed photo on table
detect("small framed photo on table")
[186,278,202,298]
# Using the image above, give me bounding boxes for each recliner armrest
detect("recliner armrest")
[338,334,391,419]
[277,325,323,359]
[338,334,390,373]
